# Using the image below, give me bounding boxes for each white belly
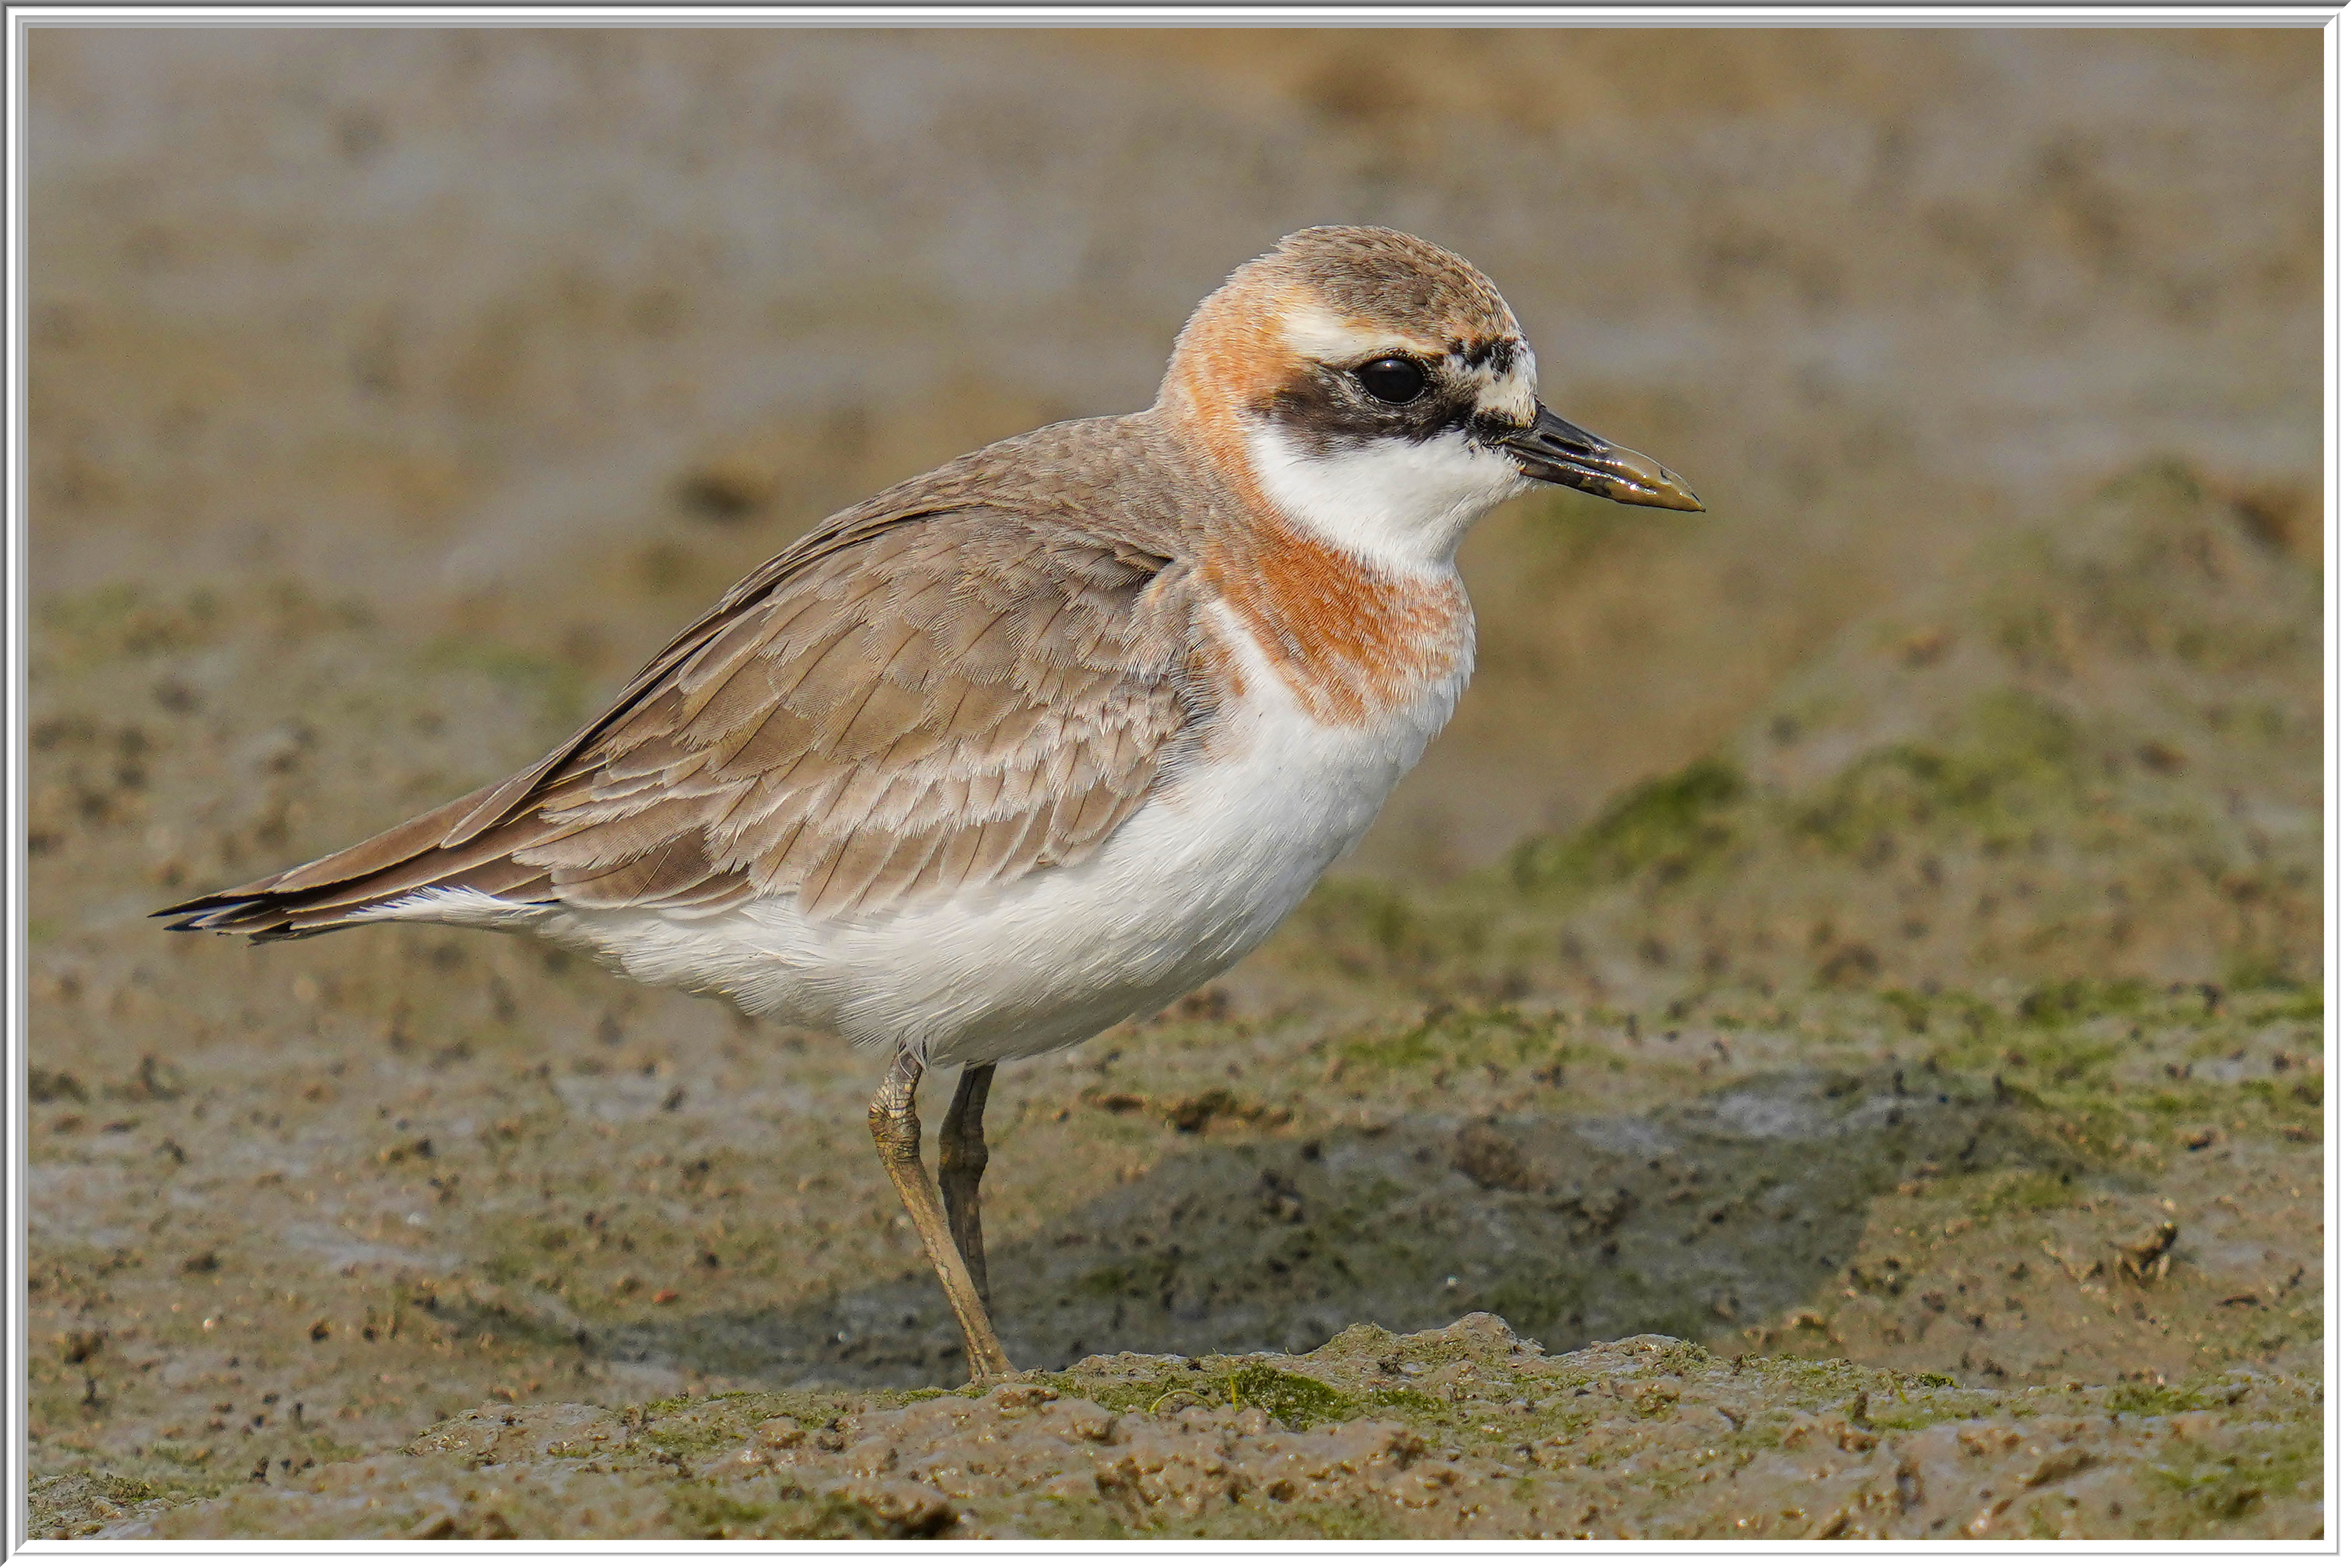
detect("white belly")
[524,617,1470,1066]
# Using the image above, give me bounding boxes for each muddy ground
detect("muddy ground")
[24,28,2323,1541]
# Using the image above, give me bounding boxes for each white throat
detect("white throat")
[1244,423,1530,576]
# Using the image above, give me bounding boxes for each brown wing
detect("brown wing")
[160,502,1205,937]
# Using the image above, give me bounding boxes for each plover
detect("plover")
[160,226,1701,1381]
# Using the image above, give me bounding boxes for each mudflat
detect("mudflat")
[26,29,2319,1540]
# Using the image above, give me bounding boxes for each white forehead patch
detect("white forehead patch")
[1470,345,1540,425]
[1246,423,1530,578]
[1279,303,1427,367]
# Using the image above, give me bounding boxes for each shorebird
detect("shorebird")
[159,226,1701,1382]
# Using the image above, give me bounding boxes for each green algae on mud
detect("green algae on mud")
[1279,459,2319,1011]
[25,963,2321,1540]
[45,1316,2321,1540]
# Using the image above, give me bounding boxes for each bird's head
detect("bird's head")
[1160,226,1702,574]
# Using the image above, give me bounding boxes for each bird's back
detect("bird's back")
[157,411,1231,937]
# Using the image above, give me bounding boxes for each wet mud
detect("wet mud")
[26,27,2320,1541]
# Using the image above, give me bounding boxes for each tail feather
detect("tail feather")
[154,782,558,939]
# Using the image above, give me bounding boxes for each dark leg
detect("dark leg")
[866,1048,1013,1382]
[937,1064,996,1313]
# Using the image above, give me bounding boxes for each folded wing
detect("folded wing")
[159,505,1203,937]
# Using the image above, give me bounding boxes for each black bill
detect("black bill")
[1502,403,1704,512]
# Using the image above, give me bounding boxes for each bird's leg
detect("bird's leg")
[936,1064,996,1313]
[867,1048,1014,1383]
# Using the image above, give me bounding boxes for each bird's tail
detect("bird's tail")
[153,782,557,940]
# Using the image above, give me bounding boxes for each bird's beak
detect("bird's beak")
[1502,403,1705,512]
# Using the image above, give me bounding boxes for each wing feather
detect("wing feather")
[157,415,1215,935]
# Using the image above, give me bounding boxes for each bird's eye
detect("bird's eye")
[1353,356,1428,404]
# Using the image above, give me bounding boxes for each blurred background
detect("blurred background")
[31,27,2320,879]
[25,28,2327,1530]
